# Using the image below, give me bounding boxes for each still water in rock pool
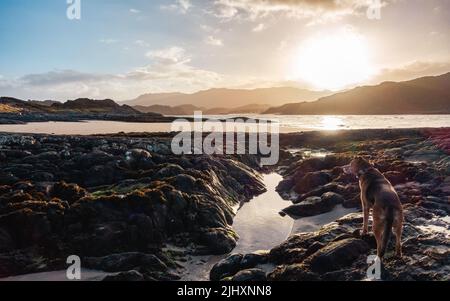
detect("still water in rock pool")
[232,173,294,254]
[180,173,356,281]
[180,173,292,280]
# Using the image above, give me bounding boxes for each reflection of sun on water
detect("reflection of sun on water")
[321,116,343,130]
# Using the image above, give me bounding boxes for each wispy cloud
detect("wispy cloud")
[252,23,266,32]
[212,0,389,20]
[205,35,224,46]
[146,46,190,64]
[129,8,141,14]
[372,61,450,83]
[0,47,227,100]
[134,40,150,47]
[99,38,119,44]
[161,0,192,14]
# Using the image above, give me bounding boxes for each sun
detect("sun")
[289,29,374,91]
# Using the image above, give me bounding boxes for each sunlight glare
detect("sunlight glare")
[321,116,344,131]
[290,29,374,91]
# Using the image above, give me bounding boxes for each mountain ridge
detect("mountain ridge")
[125,87,332,109]
[264,72,450,115]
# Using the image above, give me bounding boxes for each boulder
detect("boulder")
[199,227,238,255]
[84,252,167,273]
[172,174,196,192]
[30,171,54,182]
[210,254,243,281]
[74,151,114,169]
[155,164,184,179]
[231,268,267,281]
[50,181,87,204]
[280,192,343,218]
[294,171,332,194]
[124,149,153,169]
[240,251,269,269]
[384,171,407,185]
[305,238,369,273]
[268,264,319,281]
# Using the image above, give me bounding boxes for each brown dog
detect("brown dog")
[344,157,403,258]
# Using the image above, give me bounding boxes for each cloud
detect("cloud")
[161,0,192,14]
[139,46,223,84]
[204,36,224,46]
[134,40,150,47]
[146,46,190,64]
[252,23,266,32]
[372,61,450,84]
[213,0,388,20]
[129,8,140,14]
[99,38,119,44]
[20,70,114,87]
[0,47,227,101]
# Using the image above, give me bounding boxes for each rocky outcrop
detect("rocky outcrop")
[0,133,265,279]
[268,128,450,281]
[280,192,345,218]
[209,251,269,281]
[0,97,177,124]
[1,128,449,281]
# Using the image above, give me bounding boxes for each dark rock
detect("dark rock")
[280,193,342,218]
[199,227,238,255]
[295,183,347,204]
[84,252,167,273]
[75,150,114,169]
[384,171,406,185]
[210,254,243,281]
[0,172,19,185]
[231,268,267,281]
[294,171,332,194]
[240,251,269,269]
[50,181,87,204]
[102,270,145,281]
[172,174,196,192]
[0,209,52,248]
[30,171,54,182]
[35,151,60,162]
[321,192,345,205]
[268,264,319,281]
[155,164,184,178]
[0,227,14,252]
[124,149,153,169]
[305,238,370,273]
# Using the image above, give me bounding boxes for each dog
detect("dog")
[343,157,403,258]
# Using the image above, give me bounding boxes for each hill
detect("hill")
[133,103,271,115]
[126,87,331,109]
[264,72,450,115]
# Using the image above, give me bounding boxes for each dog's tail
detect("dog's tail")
[380,207,394,258]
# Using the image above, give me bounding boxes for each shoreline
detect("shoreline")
[1,125,450,135]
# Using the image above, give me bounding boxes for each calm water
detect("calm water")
[232,173,294,254]
[0,115,449,135]
[180,173,355,281]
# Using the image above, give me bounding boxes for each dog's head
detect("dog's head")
[343,156,373,177]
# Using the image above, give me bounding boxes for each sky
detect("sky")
[0,0,449,101]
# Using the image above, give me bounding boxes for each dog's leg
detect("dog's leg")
[362,204,369,235]
[394,214,403,258]
[372,215,384,258]
[360,192,369,235]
